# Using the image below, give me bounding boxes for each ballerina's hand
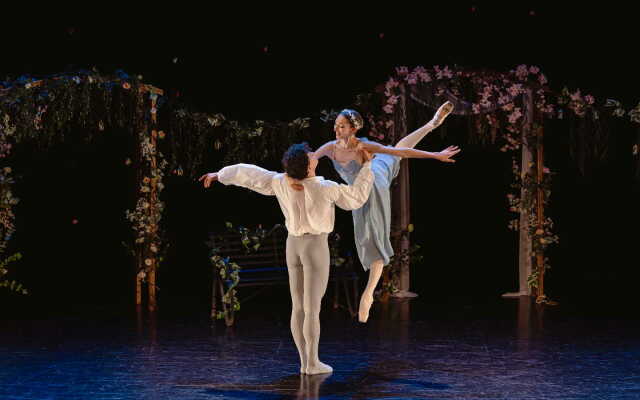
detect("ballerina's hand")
[198,172,219,188]
[435,145,461,163]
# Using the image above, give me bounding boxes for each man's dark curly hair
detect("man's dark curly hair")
[282,142,311,180]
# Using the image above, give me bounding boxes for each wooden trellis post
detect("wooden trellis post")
[135,84,164,313]
[504,89,535,298]
[387,83,415,299]
[535,118,546,301]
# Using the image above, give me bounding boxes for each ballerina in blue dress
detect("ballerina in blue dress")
[312,102,458,322]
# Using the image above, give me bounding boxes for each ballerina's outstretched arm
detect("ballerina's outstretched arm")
[311,141,335,160]
[356,139,461,163]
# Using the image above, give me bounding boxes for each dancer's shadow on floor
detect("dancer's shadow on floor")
[195,373,331,399]
[179,360,449,399]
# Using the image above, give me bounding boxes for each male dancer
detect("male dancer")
[199,142,373,375]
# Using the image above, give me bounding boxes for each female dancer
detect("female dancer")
[312,102,458,322]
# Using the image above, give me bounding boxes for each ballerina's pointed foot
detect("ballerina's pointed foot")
[358,294,374,323]
[305,361,333,375]
[435,101,454,124]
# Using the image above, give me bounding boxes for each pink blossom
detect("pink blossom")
[502,103,515,112]
[395,66,409,76]
[538,74,548,85]
[543,167,550,174]
[508,108,523,124]
[435,66,453,80]
[507,84,523,97]
[472,104,481,114]
[515,64,529,80]
[498,95,510,105]
[406,73,418,85]
[418,71,432,82]
[385,78,400,91]
[412,66,427,75]
[383,104,394,114]
[387,95,399,105]
[584,95,595,105]
[529,66,540,74]
[385,119,394,128]
[570,90,582,102]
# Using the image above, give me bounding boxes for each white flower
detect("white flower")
[144,258,153,266]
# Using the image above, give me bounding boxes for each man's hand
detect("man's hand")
[350,137,374,162]
[198,172,219,188]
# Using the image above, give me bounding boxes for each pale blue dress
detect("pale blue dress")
[331,140,401,270]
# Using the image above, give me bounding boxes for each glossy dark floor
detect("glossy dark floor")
[1,297,639,399]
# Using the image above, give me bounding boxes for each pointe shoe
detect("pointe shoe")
[434,101,454,125]
[305,361,333,375]
[358,294,373,323]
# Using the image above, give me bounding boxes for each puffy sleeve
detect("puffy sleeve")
[322,162,373,210]
[217,164,277,196]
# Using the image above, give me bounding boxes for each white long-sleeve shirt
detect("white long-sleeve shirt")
[217,162,373,236]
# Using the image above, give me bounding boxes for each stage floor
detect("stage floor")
[1,297,639,399]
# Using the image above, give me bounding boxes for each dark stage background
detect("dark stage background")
[1,4,638,318]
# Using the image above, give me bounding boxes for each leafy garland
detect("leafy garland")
[0,70,148,295]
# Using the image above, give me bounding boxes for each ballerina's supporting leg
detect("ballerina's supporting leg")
[358,259,385,323]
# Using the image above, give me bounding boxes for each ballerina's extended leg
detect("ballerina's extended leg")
[395,101,454,149]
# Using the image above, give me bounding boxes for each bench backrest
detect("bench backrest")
[212,228,288,284]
